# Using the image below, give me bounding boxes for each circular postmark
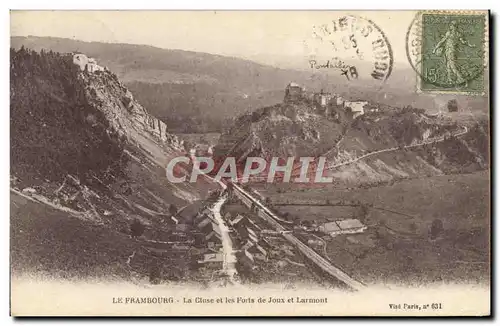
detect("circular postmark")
[406,11,486,91]
[307,15,393,84]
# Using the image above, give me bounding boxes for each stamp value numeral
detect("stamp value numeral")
[425,68,439,83]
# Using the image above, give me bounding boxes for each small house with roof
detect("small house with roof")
[318,219,367,236]
[196,215,223,250]
[197,252,224,269]
[242,240,268,261]
[237,249,256,270]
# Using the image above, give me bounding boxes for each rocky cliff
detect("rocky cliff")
[82,64,184,165]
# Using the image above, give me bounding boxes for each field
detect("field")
[255,171,490,285]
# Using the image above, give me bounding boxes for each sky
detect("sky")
[11,11,420,67]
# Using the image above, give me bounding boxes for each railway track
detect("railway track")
[231,183,366,291]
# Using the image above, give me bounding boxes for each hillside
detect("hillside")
[215,100,345,159]
[11,36,488,134]
[10,47,214,282]
[214,96,489,185]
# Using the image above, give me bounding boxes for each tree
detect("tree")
[130,219,146,238]
[359,204,369,222]
[447,99,459,112]
[169,204,178,216]
[282,212,290,220]
[149,262,162,284]
[429,219,444,240]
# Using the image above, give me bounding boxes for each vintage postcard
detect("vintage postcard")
[10,10,490,316]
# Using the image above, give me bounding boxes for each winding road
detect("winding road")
[208,193,240,284]
[326,126,468,170]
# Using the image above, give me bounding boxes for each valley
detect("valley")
[10,41,490,291]
[254,171,490,285]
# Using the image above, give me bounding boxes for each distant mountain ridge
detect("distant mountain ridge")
[11,36,329,90]
[9,36,334,132]
[11,36,488,133]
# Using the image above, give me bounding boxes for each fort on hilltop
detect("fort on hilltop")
[73,52,106,73]
[283,82,373,118]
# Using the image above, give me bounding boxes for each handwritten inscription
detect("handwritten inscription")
[308,58,359,80]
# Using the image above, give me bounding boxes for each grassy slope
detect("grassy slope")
[11,193,141,280]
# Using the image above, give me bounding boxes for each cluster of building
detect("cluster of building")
[141,204,226,271]
[192,208,225,268]
[130,203,231,279]
[284,82,379,118]
[228,214,272,270]
[180,210,274,271]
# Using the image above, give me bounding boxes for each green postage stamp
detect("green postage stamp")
[406,11,488,94]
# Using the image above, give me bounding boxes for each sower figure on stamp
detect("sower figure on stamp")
[432,20,476,86]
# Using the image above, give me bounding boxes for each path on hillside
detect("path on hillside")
[322,132,346,158]
[282,126,468,178]
[10,188,85,218]
[325,126,468,171]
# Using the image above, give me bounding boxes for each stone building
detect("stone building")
[344,101,368,118]
[313,91,333,107]
[284,82,305,102]
[335,96,345,106]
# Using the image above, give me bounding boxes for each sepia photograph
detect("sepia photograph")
[9,9,491,316]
